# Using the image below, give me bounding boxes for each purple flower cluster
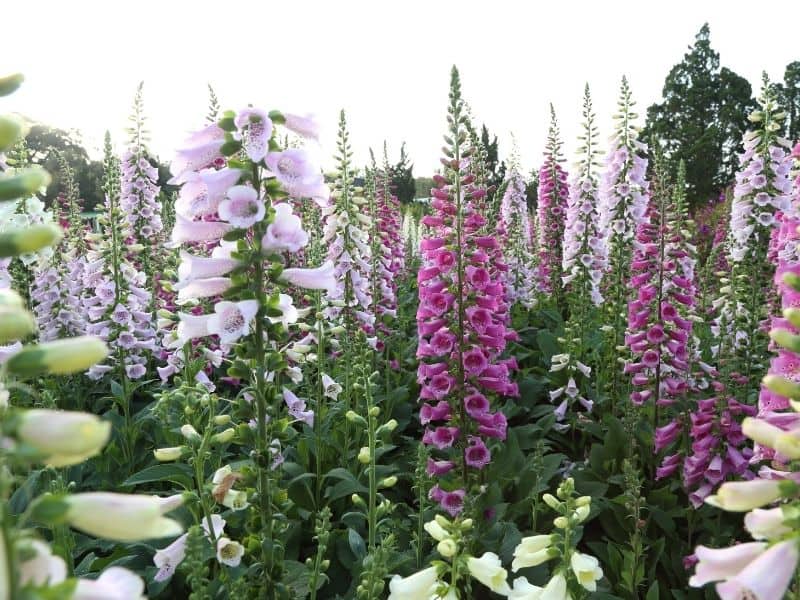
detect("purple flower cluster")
[120,149,162,243]
[84,194,157,380]
[417,71,518,516]
[536,113,569,297]
[499,172,536,308]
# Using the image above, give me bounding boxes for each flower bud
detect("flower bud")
[542,493,560,509]
[351,494,366,507]
[0,168,51,202]
[358,447,371,464]
[435,514,452,528]
[770,328,800,354]
[154,446,186,461]
[211,428,235,444]
[553,516,569,529]
[460,518,473,530]
[181,424,201,441]
[379,476,398,488]
[437,538,458,558]
[574,504,590,523]
[62,492,184,542]
[0,305,35,343]
[763,374,800,400]
[5,336,108,378]
[575,495,592,507]
[15,409,111,467]
[213,414,231,426]
[0,223,61,258]
[424,519,449,542]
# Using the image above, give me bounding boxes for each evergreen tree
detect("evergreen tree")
[389,142,415,203]
[643,23,755,206]
[771,61,800,141]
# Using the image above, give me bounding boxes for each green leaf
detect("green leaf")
[122,463,194,489]
[348,528,366,560]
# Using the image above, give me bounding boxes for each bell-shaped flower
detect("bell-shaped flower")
[512,534,557,571]
[170,213,231,247]
[153,514,226,582]
[507,576,543,600]
[178,250,239,284]
[267,294,299,330]
[261,202,309,253]
[18,540,67,587]
[283,112,320,140]
[265,148,320,197]
[208,300,259,344]
[73,566,146,600]
[715,540,798,600]
[216,537,245,567]
[64,492,184,542]
[466,552,511,595]
[279,260,337,293]
[15,409,111,467]
[705,479,787,512]
[689,542,767,586]
[218,185,265,229]
[175,168,241,218]
[570,552,604,591]
[387,566,440,600]
[321,373,342,400]
[176,277,232,303]
[168,312,212,349]
[234,108,273,162]
[744,507,791,540]
[540,573,569,600]
[169,124,225,184]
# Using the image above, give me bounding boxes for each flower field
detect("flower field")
[2,30,800,600]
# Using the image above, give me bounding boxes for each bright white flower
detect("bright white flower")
[743,507,791,540]
[208,300,259,344]
[466,552,510,595]
[507,576,544,600]
[73,566,146,600]
[268,293,299,329]
[321,373,342,400]
[18,540,67,587]
[570,552,603,591]
[218,185,265,229]
[540,573,569,600]
[689,542,766,587]
[64,493,184,542]
[216,537,245,567]
[262,202,309,253]
[387,566,439,600]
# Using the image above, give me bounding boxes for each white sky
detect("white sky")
[4,1,800,176]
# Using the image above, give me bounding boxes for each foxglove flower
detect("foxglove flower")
[417,68,517,516]
[536,105,569,300]
[499,169,535,308]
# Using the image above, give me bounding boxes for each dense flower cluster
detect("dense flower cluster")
[83,139,156,380]
[323,111,374,338]
[373,162,404,333]
[536,107,569,298]
[31,162,87,341]
[417,68,517,517]
[499,171,536,308]
[562,86,604,308]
